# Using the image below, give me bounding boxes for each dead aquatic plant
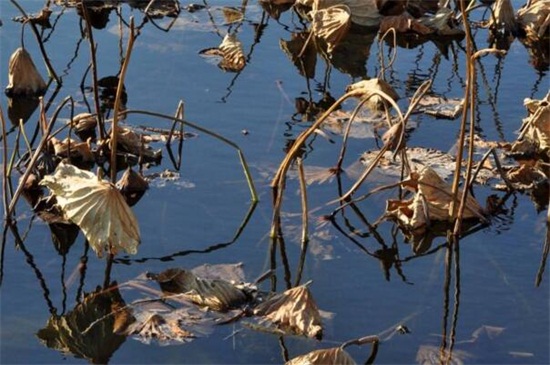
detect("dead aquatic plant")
[253,282,323,339]
[5,47,47,97]
[286,335,380,364]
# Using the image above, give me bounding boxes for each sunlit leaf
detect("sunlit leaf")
[113,125,162,162]
[385,166,486,231]
[511,91,550,154]
[286,347,356,365]
[5,47,47,97]
[40,162,141,258]
[309,5,351,53]
[50,137,94,162]
[517,0,550,39]
[219,34,246,72]
[345,78,399,111]
[253,284,323,339]
[148,268,249,311]
[36,284,130,363]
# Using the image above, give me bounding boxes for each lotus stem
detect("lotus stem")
[111,17,136,182]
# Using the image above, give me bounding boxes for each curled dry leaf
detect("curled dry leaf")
[113,125,162,162]
[253,284,323,339]
[39,162,141,257]
[148,268,248,311]
[5,48,47,97]
[517,0,550,39]
[286,347,356,365]
[512,91,550,155]
[385,166,486,232]
[116,167,149,207]
[71,113,97,141]
[125,313,194,346]
[345,78,399,111]
[309,5,351,53]
[50,137,95,162]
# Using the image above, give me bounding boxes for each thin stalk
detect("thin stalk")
[81,3,105,139]
[450,0,475,221]
[294,158,309,287]
[110,18,136,182]
[1,106,9,219]
[120,109,258,202]
[6,96,71,219]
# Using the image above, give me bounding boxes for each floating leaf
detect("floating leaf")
[40,162,141,258]
[309,5,351,53]
[5,47,47,97]
[148,268,249,311]
[112,125,162,162]
[287,347,356,365]
[415,95,464,119]
[50,137,95,163]
[71,112,97,141]
[253,284,323,339]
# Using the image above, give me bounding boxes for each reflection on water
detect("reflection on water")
[1,0,548,364]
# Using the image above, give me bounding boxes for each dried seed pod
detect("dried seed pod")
[5,48,47,97]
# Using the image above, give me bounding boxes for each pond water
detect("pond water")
[0,1,548,364]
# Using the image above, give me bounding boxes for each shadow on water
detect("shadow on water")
[1,0,549,364]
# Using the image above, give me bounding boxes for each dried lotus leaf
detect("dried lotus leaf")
[309,5,351,53]
[299,0,381,27]
[286,347,356,365]
[148,268,248,311]
[346,78,399,111]
[5,48,47,97]
[488,0,517,34]
[254,284,323,339]
[39,162,140,258]
[219,34,246,72]
[517,0,550,38]
[116,167,149,207]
